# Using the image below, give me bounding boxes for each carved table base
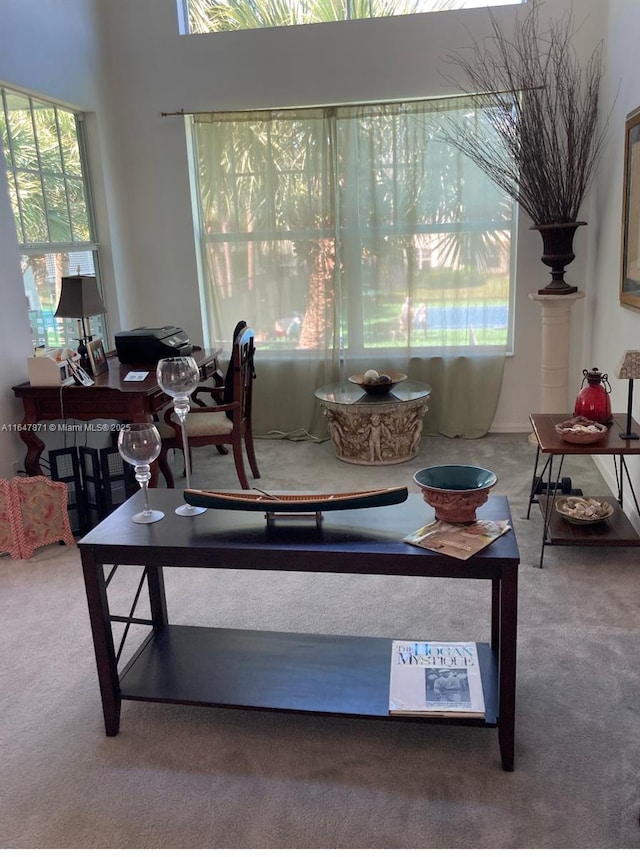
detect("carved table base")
[322,399,429,465]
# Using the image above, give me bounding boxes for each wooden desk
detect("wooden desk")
[12,349,221,477]
[79,491,519,770]
[527,413,640,566]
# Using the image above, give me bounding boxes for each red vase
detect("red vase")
[574,368,612,423]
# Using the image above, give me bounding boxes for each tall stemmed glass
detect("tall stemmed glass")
[156,355,206,516]
[117,423,165,524]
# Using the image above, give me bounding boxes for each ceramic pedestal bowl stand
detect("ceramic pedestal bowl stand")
[413,464,498,523]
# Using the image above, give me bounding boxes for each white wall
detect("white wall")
[94,0,605,433]
[0,0,632,476]
[589,0,640,508]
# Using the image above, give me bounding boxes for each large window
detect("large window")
[190,97,514,359]
[0,87,104,351]
[182,0,523,33]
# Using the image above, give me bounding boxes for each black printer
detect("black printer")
[115,326,192,364]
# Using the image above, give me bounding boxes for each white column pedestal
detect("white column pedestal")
[529,291,584,414]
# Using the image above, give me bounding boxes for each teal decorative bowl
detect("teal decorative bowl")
[413,465,498,523]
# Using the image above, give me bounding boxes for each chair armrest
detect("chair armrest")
[191,401,240,415]
[162,408,181,431]
[191,384,225,407]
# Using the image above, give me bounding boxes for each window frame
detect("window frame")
[189,99,517,358]
[179,0,525,35]
[0,87,106,352]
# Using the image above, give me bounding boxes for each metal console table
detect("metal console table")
[527,413,640,566]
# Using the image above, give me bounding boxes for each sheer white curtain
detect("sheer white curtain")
[191,98,513,438]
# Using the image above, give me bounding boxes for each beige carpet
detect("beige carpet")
[1,433,639,849]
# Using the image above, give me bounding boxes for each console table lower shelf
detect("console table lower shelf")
[119,625,499,725]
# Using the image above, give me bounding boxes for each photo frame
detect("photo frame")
[87,338,108,376]
[620,106,640,309]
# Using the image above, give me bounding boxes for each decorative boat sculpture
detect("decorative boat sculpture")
[183,485,408,513]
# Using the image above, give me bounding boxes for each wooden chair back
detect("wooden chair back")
[158,325,260,490]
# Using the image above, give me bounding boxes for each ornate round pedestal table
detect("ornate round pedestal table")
[315,380,431,465]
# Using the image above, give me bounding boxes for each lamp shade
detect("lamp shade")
[615,350,640,440]
[54,276,106,319]
[615,350,640,380]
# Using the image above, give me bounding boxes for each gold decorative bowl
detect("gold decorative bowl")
[555,496,614,525]
[555,416,608,445]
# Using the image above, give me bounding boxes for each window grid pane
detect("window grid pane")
[24,249,105,350]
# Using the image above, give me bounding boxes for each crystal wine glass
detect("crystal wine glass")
[156,355,206,516]
[117,423,165,524]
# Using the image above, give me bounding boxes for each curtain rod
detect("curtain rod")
[160,85,542,119]
[158,90,525,118]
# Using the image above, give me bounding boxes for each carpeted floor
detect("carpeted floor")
[1,433,639,849]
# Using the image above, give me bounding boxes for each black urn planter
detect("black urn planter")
[531,222,586,295]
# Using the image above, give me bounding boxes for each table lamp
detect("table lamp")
[615,350,640,440]
[54,275,106,369]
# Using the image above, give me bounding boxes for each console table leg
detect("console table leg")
[527,445,542,518]
[146,564,168,627]
[498,570,518,771]
[490,579,500,651]
[80,549,122,736]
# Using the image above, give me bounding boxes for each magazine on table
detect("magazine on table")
[403,518,511,561]
[389,641,485,718]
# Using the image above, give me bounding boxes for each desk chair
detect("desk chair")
[158,326,260,490]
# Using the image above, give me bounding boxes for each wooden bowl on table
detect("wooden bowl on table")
[555,416,608,445]
[554,496,614,525]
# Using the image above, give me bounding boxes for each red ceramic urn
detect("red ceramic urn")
[574,367,612,423]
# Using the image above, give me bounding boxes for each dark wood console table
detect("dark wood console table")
[527,413,640,566]
[78,490,520,771]
[12,349,220,478]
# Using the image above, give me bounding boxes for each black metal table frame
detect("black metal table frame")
[79,490,519,771]
[527,419,640,567]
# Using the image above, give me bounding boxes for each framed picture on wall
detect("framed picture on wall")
[620,106,640,309]
[87,338,108,376]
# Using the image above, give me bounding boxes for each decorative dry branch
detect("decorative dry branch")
[441,0,611,225]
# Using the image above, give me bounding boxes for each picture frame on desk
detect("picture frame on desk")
[87,339,108,376]
[67,358,95,386]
